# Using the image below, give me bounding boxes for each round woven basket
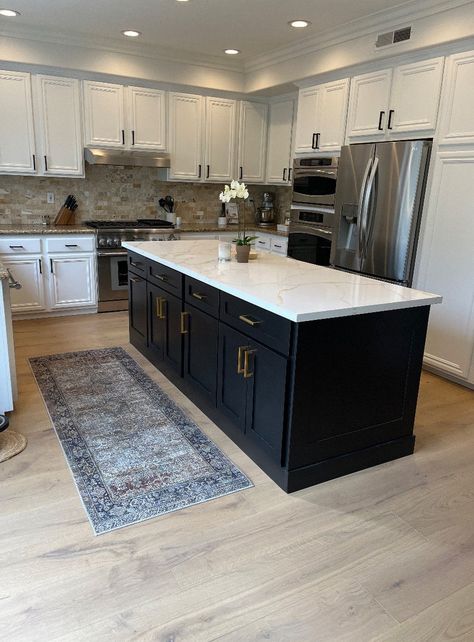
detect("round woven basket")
[0,430,27,463]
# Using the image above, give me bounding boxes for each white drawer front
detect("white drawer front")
[45,236,95,254]
[271,237,288,255]
[255,236,271,251]
[0,237,42,254]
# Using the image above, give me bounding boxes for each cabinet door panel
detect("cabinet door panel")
[245,341,287,461]
[266,99,294,184]
[417,151,474,382]
[184,303,219,404]
[205,97,236,182]
[83,81,125,147]
[2,258,45,312]
[168,92,203,181]
[162,290,183,375]
[129,273,147,340]
[36,75,83,176]
[128,86,166,150]
[390,58,444,135]
[439,50,474,145]
[319,78,349,151]
[217,324,247,432]
[347,70,392,139]
[0,71,36,174]
[238,101,267,183]
[49,256,96,308]
[294,87,321,153]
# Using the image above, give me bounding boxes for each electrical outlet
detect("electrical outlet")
[47,192,55,204]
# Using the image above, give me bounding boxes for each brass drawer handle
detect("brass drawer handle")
[239,314,262,327]
[192,292,207,301]
[154,273,168,282]
[180,311,189,334]
[237,345,250,374]
[243,349,256,379]
[156,297,166,320]
[130,277,141,283]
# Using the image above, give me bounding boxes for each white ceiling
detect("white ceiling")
[0,0,433,63]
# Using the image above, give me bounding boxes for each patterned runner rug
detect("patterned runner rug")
[30,347,252,534]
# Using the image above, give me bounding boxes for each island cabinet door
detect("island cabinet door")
[183,303,219,404]
[217,324,248,433]
[128,272,147,345]
[244,341,287,462]
[148,282,183,375]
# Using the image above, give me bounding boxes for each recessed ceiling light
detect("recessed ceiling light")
[289,20,311,28]
[121,29,141,38]
[176,0,190,2]
[0,8,20,17]
[224,49,240,55]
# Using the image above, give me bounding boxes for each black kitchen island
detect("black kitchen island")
[123,239,441,492]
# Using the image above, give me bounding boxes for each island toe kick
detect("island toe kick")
[123,241,441,492]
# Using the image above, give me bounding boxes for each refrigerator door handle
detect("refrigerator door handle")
[361,156,379,259]
[357,158,373,257]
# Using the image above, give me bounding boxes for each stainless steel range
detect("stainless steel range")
[85,219,178,312]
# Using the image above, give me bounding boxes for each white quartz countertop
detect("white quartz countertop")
[123,240,442,322]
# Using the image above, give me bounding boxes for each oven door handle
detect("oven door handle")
[97,251,128,257]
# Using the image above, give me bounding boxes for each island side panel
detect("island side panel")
[284,305,430,491]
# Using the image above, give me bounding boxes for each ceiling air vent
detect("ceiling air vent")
[376,26,411,48]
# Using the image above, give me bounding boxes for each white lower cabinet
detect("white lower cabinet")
[415,149,474,386]
[49,255,96,309]
[0,235,97,317]
[2,256,45,313]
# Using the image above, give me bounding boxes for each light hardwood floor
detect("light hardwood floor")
[1,312,474,641]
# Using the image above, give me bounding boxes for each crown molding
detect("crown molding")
[0,24,245,74]
[244,0,473,73]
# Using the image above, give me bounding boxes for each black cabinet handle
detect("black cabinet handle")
[121,129,125,145]
[198,164,202,178]
[38,258,42,274]
[312,133,317,149]
[65,244,79,248]
[44,155,48,171]
[378,111,385,131]
[9,245,24,249]
[131,130,135,145]
[387,109,394,130]
[288,167,292,182]
[239,166,243,180]
[282,168,287,181]
[32,154,36,171]
[316,133,320,149]
[206,165,210,179]
[50,258,53,274]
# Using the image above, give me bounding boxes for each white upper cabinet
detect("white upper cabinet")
[347,69,392,139]
[294,86,321,153]
[266,98,295,184]
[389,58,444,134]
[83,80,125,148]
[295,79,349,153]
[439,50,474,145]
[35,75,83,176]
[347,58,444,140]
[318,79,350,151]
[238,101,268,183]
[168,92,203,181]
[0,71,36,174]
[205,97,236,183]
[416,149,474,385]
[127,86,166,150]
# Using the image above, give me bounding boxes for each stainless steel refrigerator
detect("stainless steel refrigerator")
[331,140,432,286]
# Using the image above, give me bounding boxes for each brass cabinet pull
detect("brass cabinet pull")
[153,273,168,282]
[180,311,189,334]
[239,314,262,327]
[243,349,256,379]
[192,292,207,301]
[156,297,166,320]
[237,345,250,374]
[130,277,141,283]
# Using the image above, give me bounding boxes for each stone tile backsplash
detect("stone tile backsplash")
[0,165,292,227]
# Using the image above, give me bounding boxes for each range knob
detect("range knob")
[106,237,116,248]
[98,237,107,248]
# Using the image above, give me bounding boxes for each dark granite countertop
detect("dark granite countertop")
[0,225,95,235]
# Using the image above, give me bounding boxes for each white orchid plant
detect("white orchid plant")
[219,180,256,246]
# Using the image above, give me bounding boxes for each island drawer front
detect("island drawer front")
[220,292,292,355]
[147,261,182,296]
[45,236,95,254]
[128,252,147,276]
[0,238,42,254]
[184,276,219,318]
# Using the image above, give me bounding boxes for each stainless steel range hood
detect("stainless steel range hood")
[84,147,170,168]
